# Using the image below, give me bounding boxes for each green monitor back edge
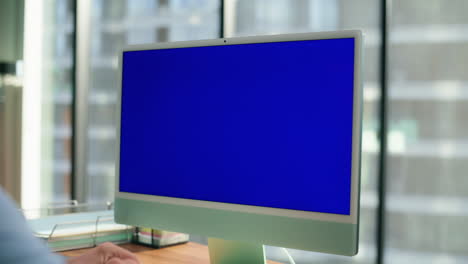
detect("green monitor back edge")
[114,30,363,262]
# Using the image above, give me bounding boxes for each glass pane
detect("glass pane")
[228,0,380,263]
[386,0,468,263]
[44,0,75,204]
[22,0,75,209]
[85,0,220,203]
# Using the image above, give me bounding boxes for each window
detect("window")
[385,0,468,262]
[20,0,75,213]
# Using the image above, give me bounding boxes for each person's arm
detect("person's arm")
[0,188,140,264]
[0,188,64,264]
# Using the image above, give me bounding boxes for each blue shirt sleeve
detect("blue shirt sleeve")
[0,188,65,264]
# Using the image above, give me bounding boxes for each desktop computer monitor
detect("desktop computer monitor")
[115,31,362,263]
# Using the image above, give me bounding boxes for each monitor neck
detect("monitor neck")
[208,237,265,264]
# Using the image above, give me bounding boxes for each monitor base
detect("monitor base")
[208,237,265,264]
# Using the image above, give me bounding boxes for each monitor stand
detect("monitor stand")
[208,237,265,264]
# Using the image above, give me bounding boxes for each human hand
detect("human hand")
[66,242,141,264]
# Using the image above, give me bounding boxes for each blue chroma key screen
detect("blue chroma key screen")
[119,38,355,215]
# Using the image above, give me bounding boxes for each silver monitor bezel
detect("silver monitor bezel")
[115,30,362,225]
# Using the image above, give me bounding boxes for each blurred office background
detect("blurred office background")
[0,0,467,263]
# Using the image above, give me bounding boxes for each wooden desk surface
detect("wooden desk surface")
[59,242,282,264]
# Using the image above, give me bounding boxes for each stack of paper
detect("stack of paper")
[28,210,133,252]
[135,227,189,248]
